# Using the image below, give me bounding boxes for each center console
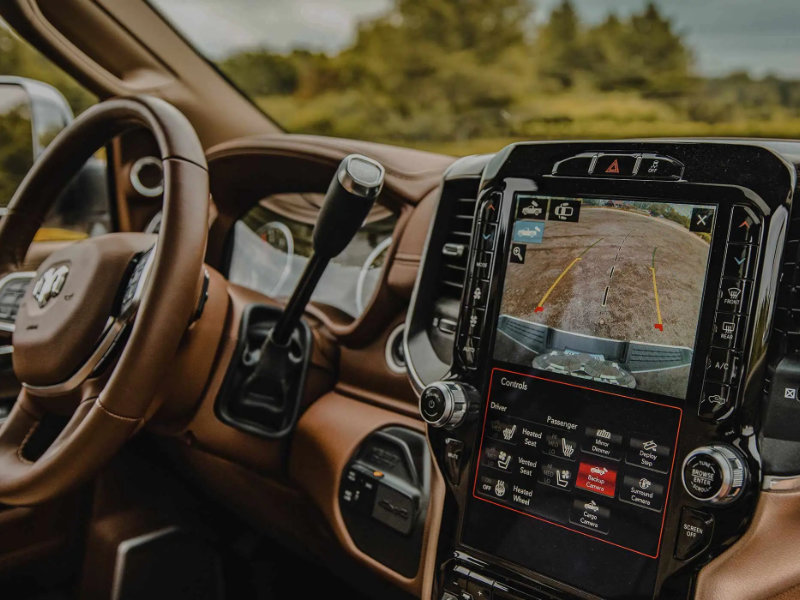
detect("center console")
[410,141,800,599]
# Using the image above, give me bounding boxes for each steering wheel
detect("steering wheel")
[0,96,209,505]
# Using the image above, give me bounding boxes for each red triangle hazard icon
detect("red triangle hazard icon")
[605,159,620,174]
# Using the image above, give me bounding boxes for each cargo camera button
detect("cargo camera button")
[569,497,611,534]
[626,435,671,473]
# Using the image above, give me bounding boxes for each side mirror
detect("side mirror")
[0,76,74,214]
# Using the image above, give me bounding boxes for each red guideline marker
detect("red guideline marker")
[654,323,663,331]
[535,307,544,313]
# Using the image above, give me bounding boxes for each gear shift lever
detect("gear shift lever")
[270,154,385,346]
[237,154,385,433]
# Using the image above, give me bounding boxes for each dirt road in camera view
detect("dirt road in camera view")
[499,207,711,349]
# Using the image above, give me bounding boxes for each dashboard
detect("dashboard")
[110,132,800,600]
[406,141,800,599]
[227,192,397,320]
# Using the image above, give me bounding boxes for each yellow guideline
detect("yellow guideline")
[536,257,582,312]
[650,266,663,330]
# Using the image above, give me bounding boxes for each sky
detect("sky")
[150,0,800,78]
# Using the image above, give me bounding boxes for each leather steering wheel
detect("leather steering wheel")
[0,96,208,505]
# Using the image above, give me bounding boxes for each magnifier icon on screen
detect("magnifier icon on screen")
[513,247,523,260]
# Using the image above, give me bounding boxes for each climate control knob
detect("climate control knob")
[682,444,748,505]
[419,381,473,428]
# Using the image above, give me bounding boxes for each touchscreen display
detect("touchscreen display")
[493,194,716,399]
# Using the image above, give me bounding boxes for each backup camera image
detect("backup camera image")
[493,195,716,399]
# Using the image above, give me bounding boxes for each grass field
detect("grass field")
[258,90,800,157]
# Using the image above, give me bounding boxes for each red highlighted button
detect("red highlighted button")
[576,462,617,498]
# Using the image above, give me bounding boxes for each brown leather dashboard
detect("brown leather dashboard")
[124,133,456,596]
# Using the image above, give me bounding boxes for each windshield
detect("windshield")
[150,0,800,155]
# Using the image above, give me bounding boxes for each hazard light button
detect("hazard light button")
[592,154,637,177]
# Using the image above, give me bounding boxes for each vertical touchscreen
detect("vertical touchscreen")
[493,195,716,399]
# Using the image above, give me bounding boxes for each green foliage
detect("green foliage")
[216,0,800,150]
[0,103,33,204]
[0,26,95,115]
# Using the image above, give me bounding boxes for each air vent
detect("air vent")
[764,210,800,398]
[771,215,800,356]
[426,178,480,364]
[437,184,479,301]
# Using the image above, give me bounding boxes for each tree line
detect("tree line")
[219,0,800,146]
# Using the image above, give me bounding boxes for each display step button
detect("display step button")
[569,497,611,535]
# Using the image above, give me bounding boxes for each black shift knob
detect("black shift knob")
[313,154,385,259]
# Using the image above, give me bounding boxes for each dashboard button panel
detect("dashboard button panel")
[471,369,681,558]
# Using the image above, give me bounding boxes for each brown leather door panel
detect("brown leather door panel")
[697,490,800,600]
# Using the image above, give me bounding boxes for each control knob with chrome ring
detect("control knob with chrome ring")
[682,444,748,505]
[419,381,476,429]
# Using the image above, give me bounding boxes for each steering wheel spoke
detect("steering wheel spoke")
[0,96,209,505]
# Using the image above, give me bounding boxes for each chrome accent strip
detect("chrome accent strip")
[763,474,800,492]
[23,248,155,397]
[0,271,36,333]
[337,154,385,199]
[356,235,392,316]
[129,156,163,197]
[384,323,406,374]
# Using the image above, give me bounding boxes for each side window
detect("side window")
[0,22,111,240]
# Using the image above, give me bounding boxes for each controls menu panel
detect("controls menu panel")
[472,368,682,558]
